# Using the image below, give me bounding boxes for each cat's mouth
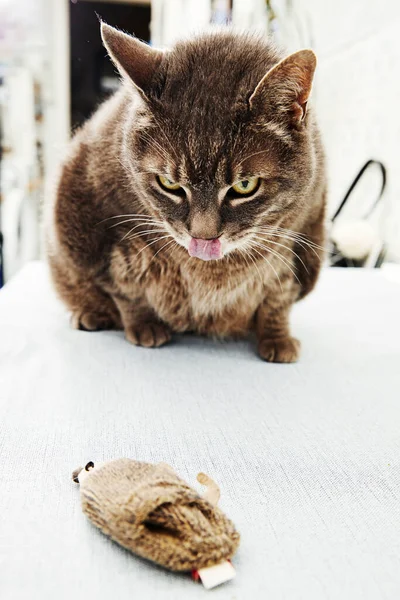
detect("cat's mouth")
[188,238,223,261]
[164,223,230,261]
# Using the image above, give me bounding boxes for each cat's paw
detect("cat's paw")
[258,336,301,363]
[125,321,171,348]
[71,311,119,332]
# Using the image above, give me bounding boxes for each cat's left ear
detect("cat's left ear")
[249,49,316,127]
[101,22,163,97]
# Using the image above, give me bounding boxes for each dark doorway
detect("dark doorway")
[69,1,151,131]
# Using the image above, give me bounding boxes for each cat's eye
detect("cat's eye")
[157,175,183,192]
[230,177,260,196]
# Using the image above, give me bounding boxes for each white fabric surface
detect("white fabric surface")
[1,262,400,599]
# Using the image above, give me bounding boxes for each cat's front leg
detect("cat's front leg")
[255,283,300,363]
[112,294,171,348]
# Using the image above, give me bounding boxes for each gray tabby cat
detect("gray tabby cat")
[47,24,326,362]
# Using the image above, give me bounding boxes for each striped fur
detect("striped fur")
[46,28,326,362]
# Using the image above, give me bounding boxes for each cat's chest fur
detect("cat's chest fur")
[152,263,263,337]
[112,246,264,337]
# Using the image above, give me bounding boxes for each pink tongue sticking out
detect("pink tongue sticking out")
[188,238,222,261]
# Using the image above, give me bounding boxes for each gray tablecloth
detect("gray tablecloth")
[1,262,400,599]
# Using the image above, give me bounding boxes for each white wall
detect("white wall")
[151,0,211,46]
[291,0,400,259]
[42,0,71,181]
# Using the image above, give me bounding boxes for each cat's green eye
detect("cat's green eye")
[231,177,260,196]
[157,175,182,192]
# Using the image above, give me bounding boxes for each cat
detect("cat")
[46,23,326,363]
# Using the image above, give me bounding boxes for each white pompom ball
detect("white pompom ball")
[331,220,378,261]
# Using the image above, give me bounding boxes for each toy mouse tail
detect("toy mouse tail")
[197,472,220,506]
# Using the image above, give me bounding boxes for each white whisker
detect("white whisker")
[240,246,263,287]
[250,240,301,285]
[148,238,177,265]
[247,244,283,293]
[139,131,172,164]
[97,213,163,225]
[148,115,181,162]
[236,148,270,168]
[124,228,167,243]
[256,225,325,253]
[134,235,174,259]
[108,219,163,231]
[252,235,309,274]
[254,231,322,260]
[256,227,313,245]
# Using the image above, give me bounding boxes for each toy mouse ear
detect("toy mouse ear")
[101,22,163,96]
[72,462,95,484]
[72,467,83,484]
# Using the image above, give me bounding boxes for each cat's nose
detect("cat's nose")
[190,211,220,240]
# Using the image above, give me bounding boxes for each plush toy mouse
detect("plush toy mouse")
[72,459,240,586]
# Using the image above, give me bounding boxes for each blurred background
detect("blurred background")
[1,0,399,285]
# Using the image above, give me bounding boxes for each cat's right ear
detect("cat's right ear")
[100,22,163,97]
